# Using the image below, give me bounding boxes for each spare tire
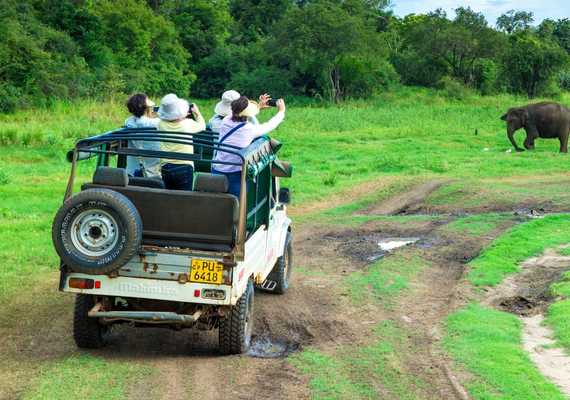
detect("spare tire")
[52,188,142,275]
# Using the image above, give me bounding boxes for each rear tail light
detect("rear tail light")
[69,278,94,289]
[68,278,101,290]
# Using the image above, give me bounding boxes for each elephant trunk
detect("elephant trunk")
[507,126,524,152]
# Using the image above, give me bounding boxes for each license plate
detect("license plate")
[190,259,224,285]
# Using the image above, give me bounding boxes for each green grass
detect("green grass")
[443,213,512,237]
[346,252,427,306]
[291,321,428,400]
[23,355,152,400]
[467,215,570,286]
[444,304,565,400]
[559,247,570,256]
[546,271,570,353]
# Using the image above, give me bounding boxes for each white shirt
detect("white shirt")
[212,112,284,173]
[124,116,160,176]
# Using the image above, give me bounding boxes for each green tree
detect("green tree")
[153,0,231,63]
[270,0,388,102]
[496,10,534,34]
[87,0,192,95]
[503,32,568,97]
[229,0,292,42]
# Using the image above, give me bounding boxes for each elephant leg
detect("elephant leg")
[524,126,538,150]
[508,128,524,152]
[560,133,568,154]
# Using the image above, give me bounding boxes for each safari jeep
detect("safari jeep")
[52,128,293,354]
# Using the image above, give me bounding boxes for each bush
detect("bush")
[392,49,448,87]
[229,66,295,98]
[558,70,570,91]
[473,59,501,95]
[438,77,475,100]
[336,55,399,99]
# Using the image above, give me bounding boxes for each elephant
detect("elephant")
[500,102,570,153]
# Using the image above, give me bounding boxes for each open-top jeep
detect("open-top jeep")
[52,128,293,354]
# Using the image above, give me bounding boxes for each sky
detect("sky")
[392,0,570,25]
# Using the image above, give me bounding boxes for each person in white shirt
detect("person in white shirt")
[124,93,160,177]
[157,93,206,190]
[212,96,286,198]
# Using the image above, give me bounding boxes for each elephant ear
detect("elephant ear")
[518,108,529,125]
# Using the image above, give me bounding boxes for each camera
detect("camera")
[187,103,195,119]
[267,99,278,107]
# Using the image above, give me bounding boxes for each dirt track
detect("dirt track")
[1,180,567,399]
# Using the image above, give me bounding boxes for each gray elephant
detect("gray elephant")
[500,102,570,153]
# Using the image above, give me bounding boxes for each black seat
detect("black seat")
[84,168,238,251]
[128,176,165,189]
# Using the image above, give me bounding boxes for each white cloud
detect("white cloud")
[392,0,570,25]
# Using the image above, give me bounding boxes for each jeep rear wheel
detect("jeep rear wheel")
[73,294,109,349]
[52,188,142,275]
[269,232,293,294]
[219,280,254,355]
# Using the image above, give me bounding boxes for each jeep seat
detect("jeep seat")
[83,168,238,251]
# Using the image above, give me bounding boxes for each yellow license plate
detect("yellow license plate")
[190,259,224,284]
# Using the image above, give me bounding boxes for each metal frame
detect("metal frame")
[64,127,277,260]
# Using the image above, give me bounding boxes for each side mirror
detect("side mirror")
[278,188,291,204]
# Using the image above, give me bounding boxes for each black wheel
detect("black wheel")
[52,188,142,275]
[219,280,254,355]
[269,232,293,294]
[73,294,109,349]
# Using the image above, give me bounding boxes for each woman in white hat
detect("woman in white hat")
[124,93,160,177]
[212,96,286,198]
[209,90,240,133]
[157,93,206,190]
[209,90,271,132]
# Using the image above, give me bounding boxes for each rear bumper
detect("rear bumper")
[62,273,234,305]
[89,310,202,325]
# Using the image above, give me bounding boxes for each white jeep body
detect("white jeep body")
[62,205,291,306]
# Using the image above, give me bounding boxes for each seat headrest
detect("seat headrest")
[194,173,229,193]
[93,167,128,187]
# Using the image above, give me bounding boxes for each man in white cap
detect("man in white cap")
[157,93,206,190]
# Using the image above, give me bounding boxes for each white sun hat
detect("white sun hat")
[238,100,260,118]
[157,93,189,121]
[214,90,241,116]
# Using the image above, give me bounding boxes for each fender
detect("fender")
[276,216,292,258]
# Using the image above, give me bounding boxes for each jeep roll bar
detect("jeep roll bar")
[64,127,278,260]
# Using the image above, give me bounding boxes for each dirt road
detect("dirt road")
[2,181,565,399]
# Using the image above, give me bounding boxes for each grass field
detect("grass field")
[1,88,570,399]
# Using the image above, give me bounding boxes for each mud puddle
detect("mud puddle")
[484,250,570,316]
[334,234,428,262]
[247,335,301,359]
[522,314,570,397]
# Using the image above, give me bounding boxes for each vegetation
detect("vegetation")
[445,304,565,400]
[347,252,426,306]
[292,321,428,400]
[24,355,151,400]
[547,271,570,353]
[467,215,570,286]
[1,1,569,112]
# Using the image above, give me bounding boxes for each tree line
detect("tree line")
[1,0,569,112]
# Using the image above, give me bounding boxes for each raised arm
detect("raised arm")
[251,99,286,138]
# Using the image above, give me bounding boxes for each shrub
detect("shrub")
[558,70,570,91]
[438,77,475,100]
